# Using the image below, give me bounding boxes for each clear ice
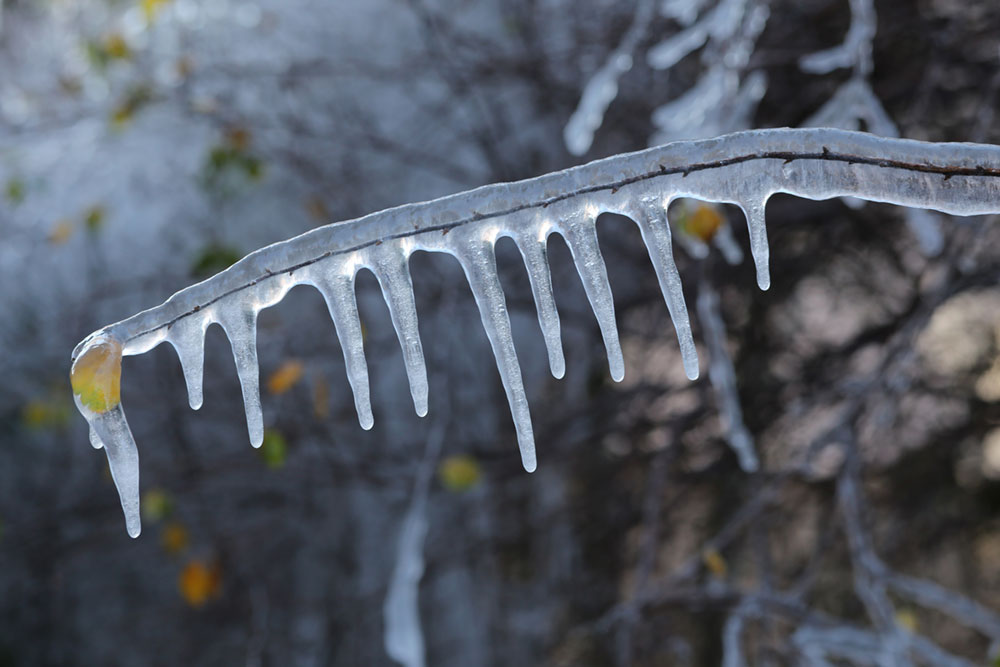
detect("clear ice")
[69,128,1000,535]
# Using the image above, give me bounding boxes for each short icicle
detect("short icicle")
[371,244,429,417]
[313,268,374,429]
[216,303,264,448]
[739,197,771,291]
[455,234,537,472]
[562,211,625,382]
[513,226,565,379]
[634,201,700,380]
[167,314,208,410]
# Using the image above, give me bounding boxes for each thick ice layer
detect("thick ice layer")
[70,128,1000,535]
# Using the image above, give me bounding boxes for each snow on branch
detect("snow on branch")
[70,127,1000,536]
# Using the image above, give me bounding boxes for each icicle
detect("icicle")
[383,420,445,667]
[513,226,565,379]
[634,201,700,380]
[312,268,374,429]
[71,334,141,537]
[90,403,142,537]
[216,303,264,448]
[562,211,625,382]
[697,283,758,472]
[738,198,770,291]
[455,235,536,472]
[167,314,208,410]
[371,244,428,417]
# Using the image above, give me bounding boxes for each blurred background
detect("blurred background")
[2,0,1000,664]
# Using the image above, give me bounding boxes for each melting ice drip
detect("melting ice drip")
[70,128,1000,537]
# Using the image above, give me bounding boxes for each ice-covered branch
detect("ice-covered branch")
[70,127,1000,536]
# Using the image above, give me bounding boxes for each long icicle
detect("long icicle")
[513,225,565,379]
[217,303,264,448]
[455,233,536,472]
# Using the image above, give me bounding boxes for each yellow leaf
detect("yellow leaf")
[142,488,172,522]
[178,559,221,607]
[267,359,304,395]
[895,608,918,632]
[702,548,728,578]
[161,521,189,554]
[438,455,481,492]
[312,376,330,419]
[103,33,131,61]
[70,336,122,414]
[48,220,73,245]
[21,395,71,430]
[141,0,171,22]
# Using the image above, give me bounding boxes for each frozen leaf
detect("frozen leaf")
[438,455,481,492]
[178,559,221,607]
[267,359,304,395]
[70,336,122,414]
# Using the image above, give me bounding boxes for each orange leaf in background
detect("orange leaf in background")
[267,359,304,395]
[312,376,330,419]
[178,559,221,607]
[48,220,73,245]
[701,548,728,579]
[225,126,251,151]
[161,521,189,555]
[103,33,131,61]
[305,196,330,222]
[682,203,725,243]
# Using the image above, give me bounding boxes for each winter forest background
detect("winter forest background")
[3,0,1000,664]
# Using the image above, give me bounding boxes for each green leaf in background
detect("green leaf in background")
[142,488,173,523]
[438,455,481,492]
[190,243,242,278]
[4,179,24,205]
[259,429,288,469]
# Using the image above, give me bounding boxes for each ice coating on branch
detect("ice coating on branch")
[697,283,757,471]
[800,0,943,258]
[563,0,654,155]
[799,0,876,76]
[70,128,1000,535]
[649,0,768,144]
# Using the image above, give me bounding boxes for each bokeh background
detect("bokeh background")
[2,0,1000,664]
